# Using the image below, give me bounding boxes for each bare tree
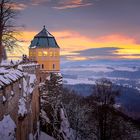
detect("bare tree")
[62,89,93,140]
[0,0,19,62]
[91,78,134,140]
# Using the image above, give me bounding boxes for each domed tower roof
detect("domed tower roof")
[29,26,59,48]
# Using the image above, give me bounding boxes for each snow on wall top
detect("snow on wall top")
[18,63,40,71]
[0,63,38,89]
[0,67,23,88]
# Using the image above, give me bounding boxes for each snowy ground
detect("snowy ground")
[63,78,95,85]
[0,115,16,140]
[61,62,140,92]
[62,65,138,73]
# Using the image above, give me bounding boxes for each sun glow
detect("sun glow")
[8,30,140,60]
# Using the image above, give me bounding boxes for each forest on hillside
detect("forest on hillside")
[39,73,140,140]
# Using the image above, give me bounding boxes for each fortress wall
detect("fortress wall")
[0,64,41,140]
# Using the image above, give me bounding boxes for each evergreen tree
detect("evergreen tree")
[40,73,74,140]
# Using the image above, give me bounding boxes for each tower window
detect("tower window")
[42,64,44,69]
[53,64,55,69]
[32,52,35,56]
[38,52,42,56]
[55,52,59,57]
[29,52,32,56]
[43,51,48,56]
[54,52,57,57]
[49,52,53,56]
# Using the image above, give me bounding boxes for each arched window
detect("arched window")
[42,64,44,69]
[49,52,53,56]
[29,52,32,56]
[43,51,48,56]
[38,52,42,56]
[53,64,55,69]
[54,52,56,57]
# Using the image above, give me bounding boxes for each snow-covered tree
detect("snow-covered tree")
[62,89,93,140]
[40,73,74,140]
[90,78,134,140]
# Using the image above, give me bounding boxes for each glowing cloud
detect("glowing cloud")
[53,0,93,9]
[5,2,27,11]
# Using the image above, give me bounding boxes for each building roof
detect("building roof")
[29,26,59,48]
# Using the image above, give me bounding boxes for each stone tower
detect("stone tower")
[29,26,60,72]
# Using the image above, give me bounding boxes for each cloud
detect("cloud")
[13,0,93,10]
[30,0,49,6]
[63,47,140,61]
[53,3,92,10]
[74,47,119,56]
[65,47,119,60]
[53,0,93,10]
[11,0,49,10]
[94,34,136,44]
[5,2,28,11]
